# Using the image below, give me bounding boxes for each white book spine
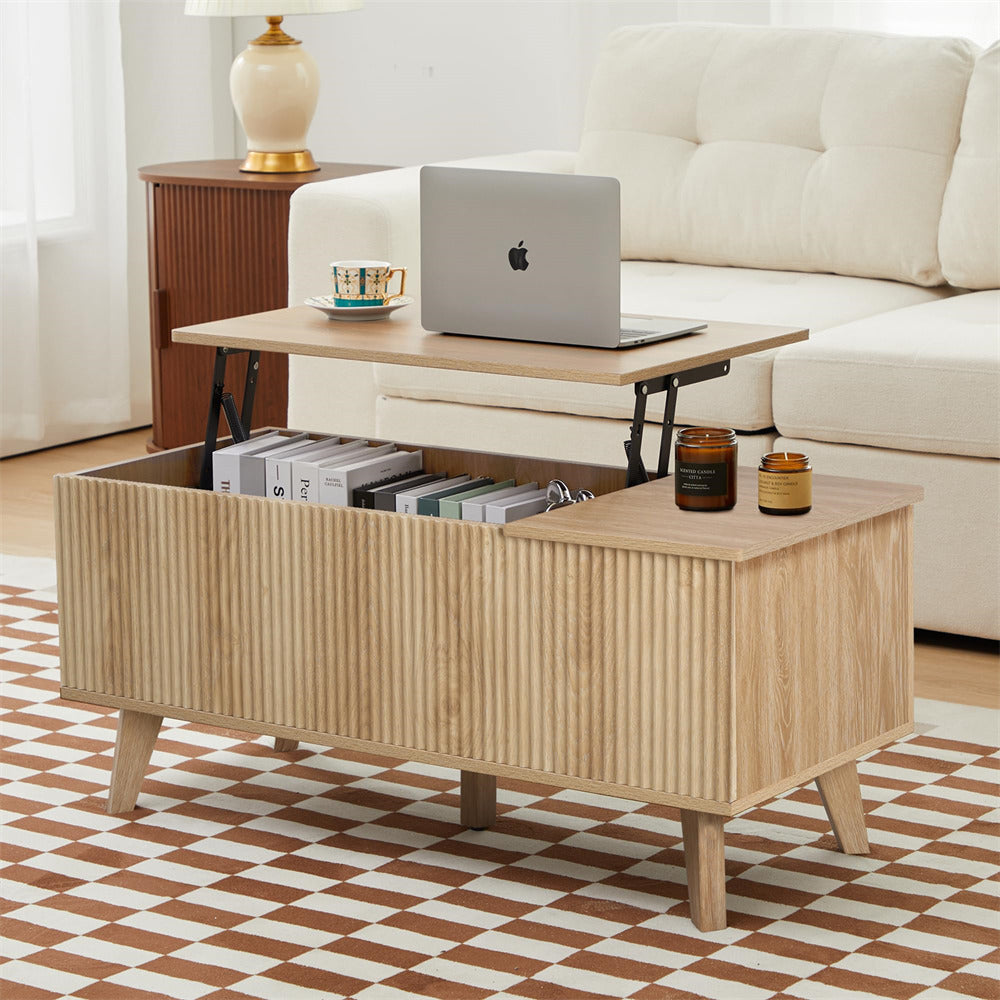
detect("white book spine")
[266,439,363,500]
[239,433,308,496]
[313,443,397,505]
[212,432,282,494]
[319,449,422,507]
[461,483,538,521]
[287,442,371,503]
[213,456,236,495]
[293,458,330,503]
[484,489,548,524]
[268,455,296,501]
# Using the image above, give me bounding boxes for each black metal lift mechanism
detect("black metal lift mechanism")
[198,347,260,490]
[197,349,730,491]
[624,359,731,487]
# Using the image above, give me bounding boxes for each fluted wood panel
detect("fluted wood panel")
[149,181,291,449]
[56,473,733,804]
[56,446,917,815]
[495,538,733,801]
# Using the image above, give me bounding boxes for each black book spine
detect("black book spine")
[353,470,427,509]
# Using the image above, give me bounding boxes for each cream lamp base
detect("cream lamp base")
[230,36,321,173]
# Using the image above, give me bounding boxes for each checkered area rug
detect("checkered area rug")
[1,583,998,1000]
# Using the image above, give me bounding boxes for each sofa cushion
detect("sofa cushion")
[375,261,952,431]
[576,23,976,286]
[939,42,1000,290]
[773,291,1000,458]
[775,437,999,639]
[376,395,777,471]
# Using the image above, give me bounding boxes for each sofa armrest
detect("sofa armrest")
[286,149,576,436]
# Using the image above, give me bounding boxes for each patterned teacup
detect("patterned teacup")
[330,260,407,308]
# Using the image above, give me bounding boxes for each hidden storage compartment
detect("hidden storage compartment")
[54,432,628,732]
[68,431,628,518]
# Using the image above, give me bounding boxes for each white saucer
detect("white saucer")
[305,294,414,322]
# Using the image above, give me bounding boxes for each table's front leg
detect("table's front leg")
[680,810,728,931]
[816,761,870,854]
[107,710,162,814]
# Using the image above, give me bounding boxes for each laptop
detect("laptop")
[419,166,706,349]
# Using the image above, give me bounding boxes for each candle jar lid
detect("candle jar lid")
[676,427,737,447]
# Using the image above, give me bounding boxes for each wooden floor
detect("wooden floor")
[2,429,997,710]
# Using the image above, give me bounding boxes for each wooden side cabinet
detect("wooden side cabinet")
[139,160,390,451]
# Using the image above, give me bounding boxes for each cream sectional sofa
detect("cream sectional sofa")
[287,24,999,639]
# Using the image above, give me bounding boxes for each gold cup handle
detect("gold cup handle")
[384,267,407,304]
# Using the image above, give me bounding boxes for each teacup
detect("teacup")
[330,260,407,308]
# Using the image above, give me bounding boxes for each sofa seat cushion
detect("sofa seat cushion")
[376,261,952,431]
[576,23,977,286]
[773,291,1000,457]
[376,395,777,472]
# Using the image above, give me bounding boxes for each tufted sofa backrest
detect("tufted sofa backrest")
[939,41,999,290]
[577,23,978,287]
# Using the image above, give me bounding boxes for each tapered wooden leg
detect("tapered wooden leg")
[680,809,727,931]
[273,738,299,752]
[816,760,869,854]
[107,710,162,814]
[460,771,496,830]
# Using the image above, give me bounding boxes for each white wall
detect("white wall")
[120,0,235,431]
[228,2,689,167]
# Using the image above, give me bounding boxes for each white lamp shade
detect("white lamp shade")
[184,1,361,15]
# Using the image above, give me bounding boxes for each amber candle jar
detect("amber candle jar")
[674,427,738,511]
[758,452,812,515]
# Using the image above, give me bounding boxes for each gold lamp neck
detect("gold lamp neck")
[251,15,300,46]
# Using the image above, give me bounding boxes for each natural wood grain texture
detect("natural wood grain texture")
[495,539,734,801]
[173,306,807,387]
[507,470,924,561]
[107,710,162,814]
[54,460,734,808]
[460,771,496,829]
[139,160,391,190]
[273,738,299,752]
[55,446,918,837]
[816,761,870,854]
[63,689,914,818]
[914,634,1000,708]
[732,508,914,800]
[680,810,727,932]
[7,430,988,714]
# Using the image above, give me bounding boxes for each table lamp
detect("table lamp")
[185,0,363,173]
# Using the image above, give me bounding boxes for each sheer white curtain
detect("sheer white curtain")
[1,0,132,457]
[770,0,999,46]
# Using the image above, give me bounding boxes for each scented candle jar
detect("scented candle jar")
[674,427,737,511]
[758,452,812,515]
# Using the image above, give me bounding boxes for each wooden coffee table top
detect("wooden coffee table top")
[506,468,924,561]
[174,306,808,386]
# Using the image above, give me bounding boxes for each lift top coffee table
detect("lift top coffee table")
[56,307,922,930]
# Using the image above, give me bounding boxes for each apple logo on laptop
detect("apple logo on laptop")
[508,240,529,271]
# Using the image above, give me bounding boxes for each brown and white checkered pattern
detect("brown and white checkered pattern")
[1,583,997,1000]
